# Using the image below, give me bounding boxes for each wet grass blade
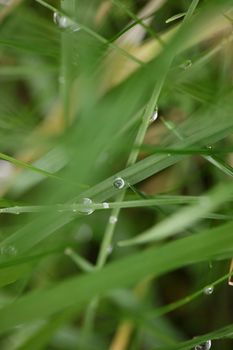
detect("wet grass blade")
[0,220,233,332]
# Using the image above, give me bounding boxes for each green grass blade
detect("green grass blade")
[154,324,233,350]
[118,182,233,246]
[0,220,233,332]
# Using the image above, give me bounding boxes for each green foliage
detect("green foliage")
[0,0,233,349]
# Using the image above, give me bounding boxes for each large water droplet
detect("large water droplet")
[53,12,80,32]
[195,340,211,350]
[72,199,94,215]
[81,198,94,215]
[113,177,125,190]
[150,107,158,123]
[72,198,94,215]
[203,285,214,295]
[53,12,70,28]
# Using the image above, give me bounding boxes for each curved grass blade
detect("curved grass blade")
[153,324,233,350]
[0,152,59,179]
[111,0,164,46]
[35,0,144,67]
[118,182,233,247]
[0,220,233,332]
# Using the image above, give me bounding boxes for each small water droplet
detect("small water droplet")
[14,206,20,215]
[109,216,118,224]
[72,204,77,213]
[107,245,113,254]
[72,26,81,32]
[113,177,125,190]
[167,153,171,157]
[103,202,110,209]
[195,340,211,350]
[181,59,192,70]
[203,285,214,295]
[150,107,158,123]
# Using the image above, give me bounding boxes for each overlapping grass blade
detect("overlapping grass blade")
[118,182,233,246]
[0,220,233,332]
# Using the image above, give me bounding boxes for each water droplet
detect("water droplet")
[195,340,211,350]
[102,202,110,209]
[72,204,77,213]
[150,107,158,123]
[53,12,70,29]
[14,206,20,215]
[72,26,81,32]
[181,59,192,70]
[0,246,17,257]
[73,198,94,215]
[81,198,94,215]
[109,216,118,224]
[203,285,214,295]
[113,177,125,190]
[53,12,80,32]
[107,245,113,254]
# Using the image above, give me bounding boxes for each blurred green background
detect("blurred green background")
[0,0,233,349]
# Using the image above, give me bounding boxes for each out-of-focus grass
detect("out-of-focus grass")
[0,0,233,349]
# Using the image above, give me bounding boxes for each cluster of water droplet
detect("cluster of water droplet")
[0,246,17,257]
[194,340,211,350]
[53,12,80,32]
[180,59,192,70]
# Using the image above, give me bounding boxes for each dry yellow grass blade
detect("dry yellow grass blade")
[101,11,232,89]
[109,279,150,350]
